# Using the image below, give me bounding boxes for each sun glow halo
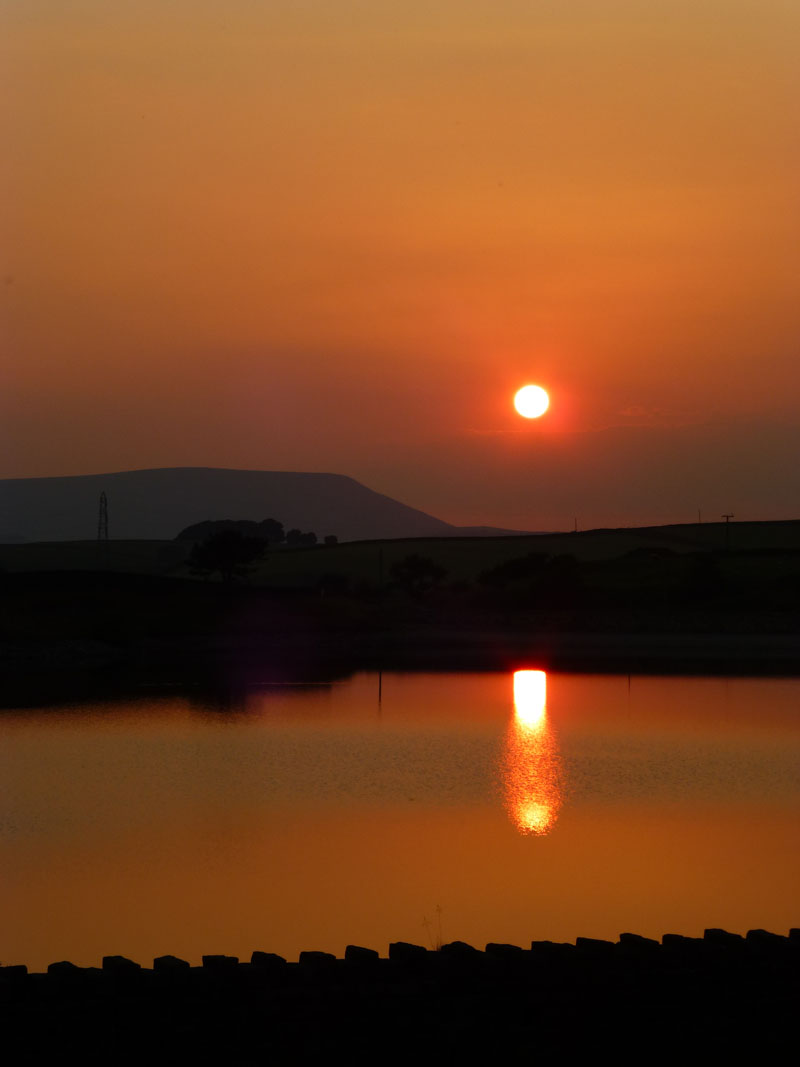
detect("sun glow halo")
[514,384,549,419]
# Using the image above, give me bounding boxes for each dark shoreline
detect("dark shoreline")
[3,627,800,709]
[3,931,797,1059]
[4,558,800,704]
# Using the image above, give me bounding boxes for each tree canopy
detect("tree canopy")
[177,518,285,543]
[390,554,447,596]
[188,529,266,583]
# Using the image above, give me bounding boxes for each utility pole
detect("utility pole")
[97,491,109,541]
[721,513,733,552]
[97,491,109,566]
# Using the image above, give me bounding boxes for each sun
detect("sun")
[514,384,549,419]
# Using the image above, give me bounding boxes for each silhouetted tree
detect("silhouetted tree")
[324,534,338,546]
[188,530,266,583]
[176,518,285,544]
[286,528,317,546]
[390,554,446,596]
[258,518,285,544]
[177,519,257,541]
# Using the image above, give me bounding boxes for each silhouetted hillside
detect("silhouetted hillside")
[0,468,529,543]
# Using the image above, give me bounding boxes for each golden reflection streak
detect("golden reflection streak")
[503,670,564,836]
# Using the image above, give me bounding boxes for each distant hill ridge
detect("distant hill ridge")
[0,467,531,543]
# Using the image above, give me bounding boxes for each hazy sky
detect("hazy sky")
[3,1,799,529]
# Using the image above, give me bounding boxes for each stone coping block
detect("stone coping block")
[575,937,615,954]
[47,961,82,976]
[530,940,576,958]
[704,928,745,945]
[12,929,796,977]
[202,954,239,970]
[153,955,191,972]
[746,929,787,946]
[662,934,704,949]
[439,941,481,959]
[485,943,525,958]
[619,932,660,950]
[102,955,141,972]
[250,951,287,968]
[298,951,337,967]
[344,945,380,963]
[388,942,429,964]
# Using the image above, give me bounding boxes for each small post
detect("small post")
[97,491,109,566]
[722,514,734,552]
[97,491,109,541]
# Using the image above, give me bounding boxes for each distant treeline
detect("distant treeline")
[176,519,338,547]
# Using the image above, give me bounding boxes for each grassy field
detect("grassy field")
[0,539,188,575]
[2,521,800,692]
[3,520,800,589]
[247,521,800,589]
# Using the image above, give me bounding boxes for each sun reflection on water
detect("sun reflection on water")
[513,669,547,727]
[504,670,564,836]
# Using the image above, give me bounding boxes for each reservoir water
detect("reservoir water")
[1,671,798,970]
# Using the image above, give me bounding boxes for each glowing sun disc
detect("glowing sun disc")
[514,385,549,419]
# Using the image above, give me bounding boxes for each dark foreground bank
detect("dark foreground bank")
[6,517,800,687]
[2,930,797,1061]
[4,568,800,708]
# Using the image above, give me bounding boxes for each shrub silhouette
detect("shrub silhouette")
[390,554,446,595]
[479,552,549,588]
[286,528,318,546]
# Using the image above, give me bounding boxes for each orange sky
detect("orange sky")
[2,2,799,529]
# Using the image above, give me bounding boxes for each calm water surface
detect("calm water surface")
[1,671,798,970]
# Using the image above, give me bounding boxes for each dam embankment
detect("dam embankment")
[2,930,797,1059]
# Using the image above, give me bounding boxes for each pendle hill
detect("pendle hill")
[0,467,529,544]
